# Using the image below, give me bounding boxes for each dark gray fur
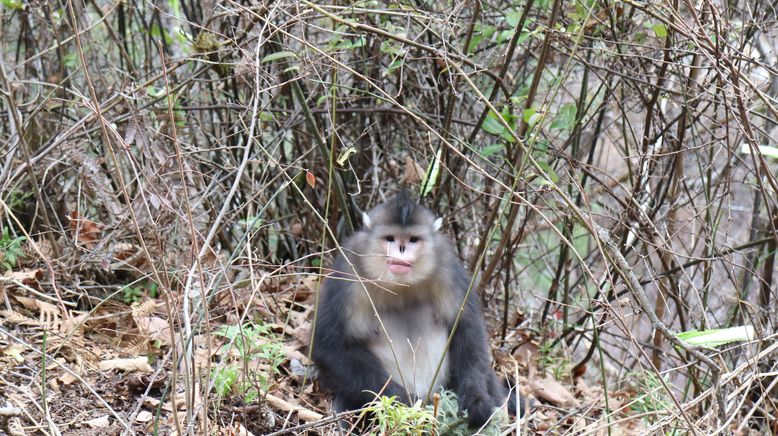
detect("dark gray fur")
[312,194,517,428]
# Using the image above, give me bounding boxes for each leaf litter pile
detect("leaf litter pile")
[1,0,775,434]
[2,255,648,435]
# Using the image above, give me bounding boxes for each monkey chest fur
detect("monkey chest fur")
[356,302,452,399]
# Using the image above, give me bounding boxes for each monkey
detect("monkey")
[312,191,518,428]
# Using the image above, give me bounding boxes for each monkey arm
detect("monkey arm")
[447,268,504,427]
[311,270,406,411]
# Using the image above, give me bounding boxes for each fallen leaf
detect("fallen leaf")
[512,338,539,368]
[59,371,78,385]
[282,345,307,362]
[143,398,161,408]
[528,375,578,407]
[136,410,154,423]
[265,392,323,422]
[2,344,24,363]
[68,211,102,249]
[136,316,173,346]
[98,357,153,373]
[84,415,110,428]
[2,268,43,284]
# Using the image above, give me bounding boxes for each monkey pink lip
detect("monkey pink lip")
[387,260,413,274]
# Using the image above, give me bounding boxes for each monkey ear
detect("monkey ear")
[433,217,443,231]
[362,212,373,229]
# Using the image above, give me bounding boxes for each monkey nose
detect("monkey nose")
[399,245,405,253]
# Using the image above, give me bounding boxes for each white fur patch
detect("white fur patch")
[362,212,372,229]
[369,306,450,399]
[433,217,443,231]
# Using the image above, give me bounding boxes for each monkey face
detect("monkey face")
[378,225,434,280]
[383,232,420,274]
[355,192,446,287]
[358,223,443,287]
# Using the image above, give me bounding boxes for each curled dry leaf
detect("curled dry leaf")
[98,357,153,373]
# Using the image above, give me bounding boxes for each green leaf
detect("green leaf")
[522,108,536,123]
[387,59,403,72]
[478,24,496,39]
[550,103,577,131]
[261,51,297,63]
[380,40,398,55]
[146,86,166,98]
[677,326,755,347]
[652,23,668,38]
[482,112,507,135]
[1,0,23,10]
[479,144,505,157]
[467,34,484,54]
[497,30,515,44]
[523,108,542,127]
[536,161,559,183]
[505,10,521,27]
[420,148,442,197]
[334,36,366,50]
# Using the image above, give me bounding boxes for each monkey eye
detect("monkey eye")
[385,236,395,242]
[409,236,419,243]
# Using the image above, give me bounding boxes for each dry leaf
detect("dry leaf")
[305,171,316,189]
[3,344,24,362]
[232,423,255,436]
[143,398,161,408]
[265,392,323,422]
[13,295,42,311]
[2,268,43,284]
[402,155,425,184]
[68,211,102,249]
[98,357,153,373]
[84,415,111,428]
[136,316,173,346]
[135,410,154,423]
[281,345,307,362]
[59,371,78,385]
[528,375,578,407]
[302,275,320,293]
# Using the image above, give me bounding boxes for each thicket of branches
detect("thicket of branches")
[1,0,777,434]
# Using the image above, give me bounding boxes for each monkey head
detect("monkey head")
[356,191,445,287]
